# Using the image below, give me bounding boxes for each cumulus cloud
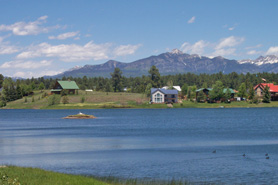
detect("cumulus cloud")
[215,36,244,50]
[113,44,141,56]
[0,60,52,69]
[0,36,19,55]
[49,31,79,40]
[12,69,62,78]
[0,16,57,36]
[213,36,244,56]
[187,16,196,24]
[266,46,278,55]
[180,40,208,55]
[247,50,261,55]
[16,41,141,62]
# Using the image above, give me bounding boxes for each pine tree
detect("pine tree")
[111,68,123,92]
[262,86,271,103]
[248,84,255,101]
[148,65,161,88]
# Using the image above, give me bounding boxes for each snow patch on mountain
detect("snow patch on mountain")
[239,55,278,66]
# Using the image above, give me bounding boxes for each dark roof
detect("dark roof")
[151,88,178,95]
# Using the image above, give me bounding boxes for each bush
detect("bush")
[48,95,61,106]
[81,96,85,103]
[0,100,6,107]
[62,96,69,104]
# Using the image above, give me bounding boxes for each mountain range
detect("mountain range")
[49,49,278,78]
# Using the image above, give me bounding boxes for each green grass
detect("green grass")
[0,166,107,185]
[2,90,278,109]
[0,166,190,185]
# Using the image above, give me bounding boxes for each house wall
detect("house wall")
[255,86,263,96]
[165,94,178,103]
[152,91,165,103]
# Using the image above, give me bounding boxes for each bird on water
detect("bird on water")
[212,150,216,153]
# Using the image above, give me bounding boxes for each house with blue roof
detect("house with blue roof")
[151,88,178,103]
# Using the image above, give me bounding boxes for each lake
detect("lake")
[1,108,278,184]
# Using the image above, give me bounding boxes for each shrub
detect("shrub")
[48,95,61,106]
[81,96,85,103]
[32,96,35,102]
[62,96,69,104]
[0,101,6,107]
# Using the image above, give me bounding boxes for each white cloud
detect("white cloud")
[228,27,235,31]
[187,16,196,24]
[0,36,19,55]
[215,36,245,50]
[266,46,278,55]
[13,69,62,78]
[16,41,111,61]
[49,31,79,40]
[213,48,236,56]
[0,16,57,36]
[113,44,141,56]
[245,44,262,50]
[0,44,19,55]
[247,50,261,55]
[16,41,141,62]
[0,60,52,69]
[180,40,208,55]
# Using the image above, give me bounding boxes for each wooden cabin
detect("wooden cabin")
[51,81,79,94]
[254,83,278,101]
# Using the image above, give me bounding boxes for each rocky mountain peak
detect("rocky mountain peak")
[170,49,183,55]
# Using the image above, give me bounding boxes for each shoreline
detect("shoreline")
[0,166,190,185]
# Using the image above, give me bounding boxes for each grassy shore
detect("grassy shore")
[0,166,189,185]
[2,90,278,109]
[0,166,107,185]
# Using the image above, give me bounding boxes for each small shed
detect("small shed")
[51,81,79,94]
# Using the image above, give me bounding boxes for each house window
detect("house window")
[155,93,163,103]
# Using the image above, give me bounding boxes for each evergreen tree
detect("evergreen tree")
[104,81,113,92]
[197,91,207,102]
[248,84,255,101]
[262,85,271,103]
[181,84,188,99]
[38,82,45,92]
[145,83,153,97]
[238,83,247,98]
[224,88,231,103]
[209,81,224,101]
[187,86,192,100]
[148,65,161,88]
[0,74,4,89]
[111,68,123,92]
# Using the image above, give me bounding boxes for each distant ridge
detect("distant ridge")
[46,49,278,78]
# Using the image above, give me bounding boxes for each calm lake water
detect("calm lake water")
[1,108,278,184]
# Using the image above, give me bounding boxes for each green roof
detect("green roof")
[223,88,235,93]
[196,88,212,92]
[57,81,79,90]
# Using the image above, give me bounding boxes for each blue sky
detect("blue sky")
[0,0,278,78]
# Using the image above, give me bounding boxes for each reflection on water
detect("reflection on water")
[1,108,278,184]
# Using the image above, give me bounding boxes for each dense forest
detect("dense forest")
[0,66,277,106]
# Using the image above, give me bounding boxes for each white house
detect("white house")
[151,88,178,103]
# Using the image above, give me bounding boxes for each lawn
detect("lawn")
[3,90,278,109]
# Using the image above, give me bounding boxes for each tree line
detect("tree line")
[0,66,276,106]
